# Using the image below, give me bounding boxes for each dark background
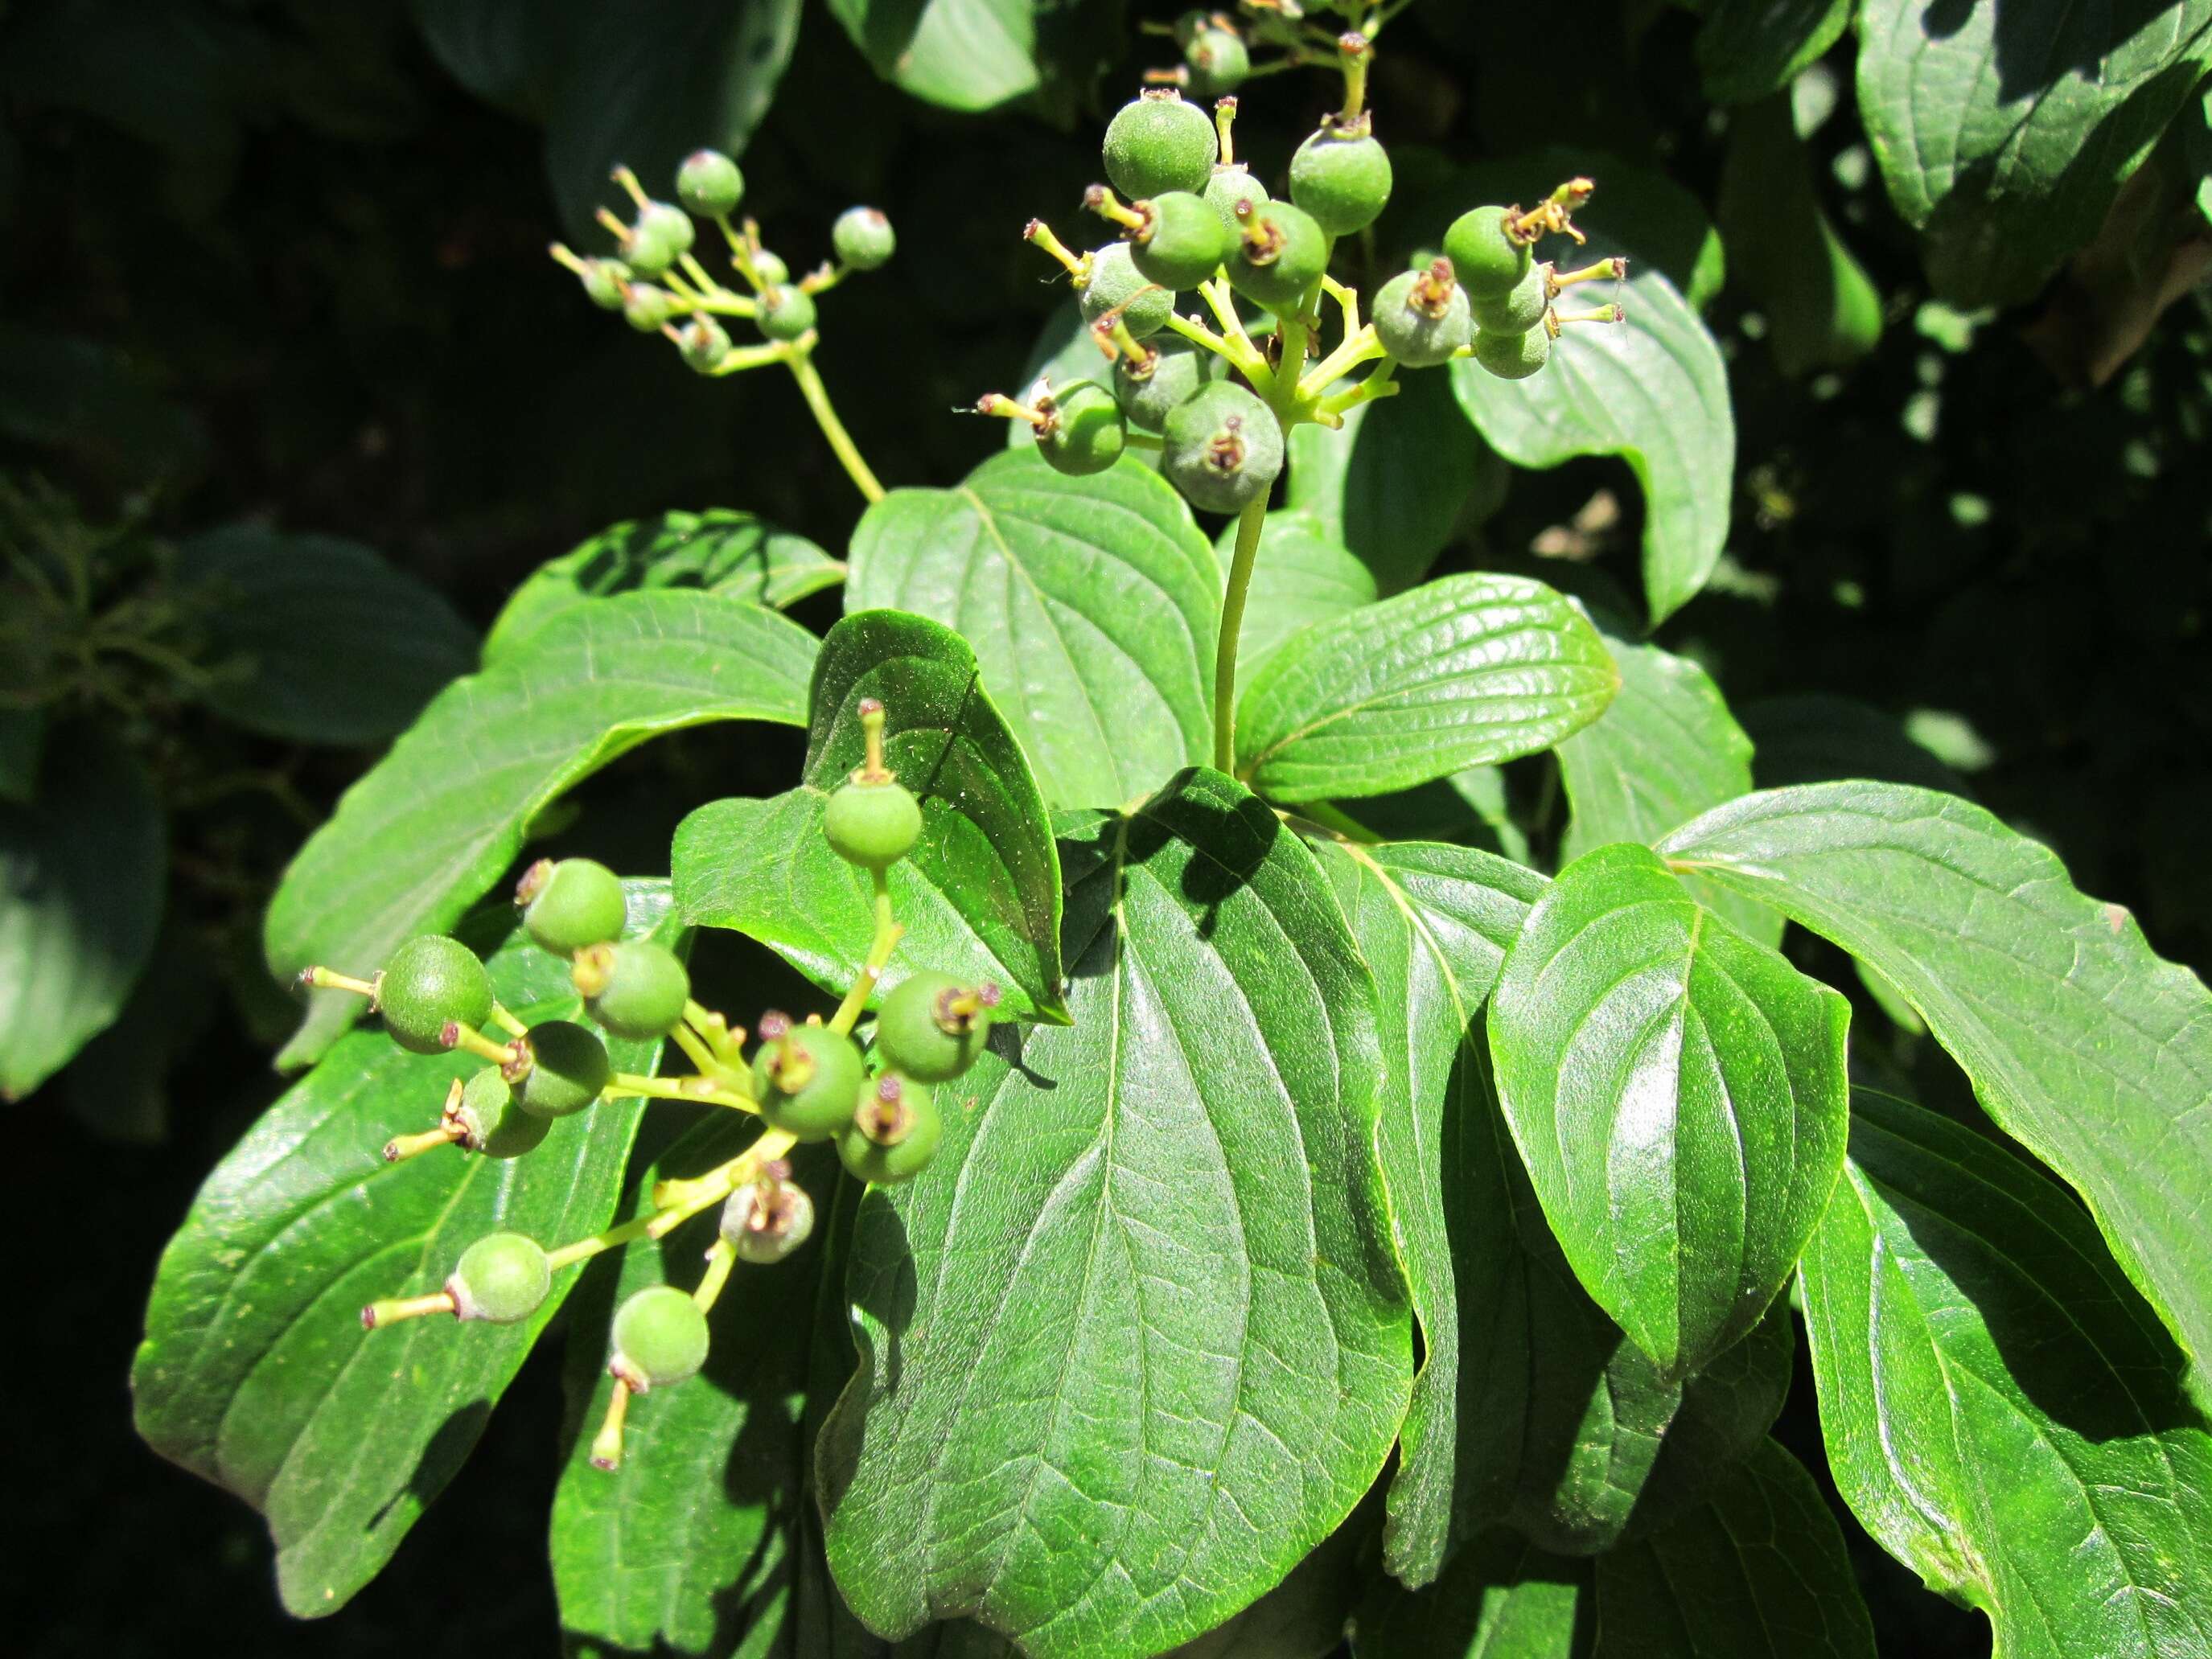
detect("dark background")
[5,1,2206,1653]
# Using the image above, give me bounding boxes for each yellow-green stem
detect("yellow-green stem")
[785,350,886,503]
[830,873,902,1034]
[1213,496,1270,774]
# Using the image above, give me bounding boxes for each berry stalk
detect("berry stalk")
[783,350,886,503]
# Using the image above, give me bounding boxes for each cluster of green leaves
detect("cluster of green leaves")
[102,2,2212,1657]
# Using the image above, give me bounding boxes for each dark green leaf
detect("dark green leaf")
[1352,1528,1591,1658]
[1236,574,1617,803]
[265,591,815,1069]
[133,884,679,1616]
[1799,1090,2212,1659]
[674,609,1067,1021]
[1696,0,1852,105]
[410,0,545,110]
[818,770,1411,1656]
[550,1120,836,1659]
[846,449,1219,811]
[1662,782,2212,1386]
[0,725,163,1098]
[1442,160,1733,624]
[1593,1440,1876,1657]
[544,0,801,243]
[1310,836,1544,1585]
[1718,97,1882,376]
[64,913,214,1144]
[177,526,478,746]
[1490,842,1850,1376]
[484,508,843,663]
[1856,0,2212,304]
[1739,695,1970,795]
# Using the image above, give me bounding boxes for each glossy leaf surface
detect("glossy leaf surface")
[265,591,815,1068]
[1236,573,1616,804]
[1798,1090,2212,1659]
[1663,781,2212,1384]
[847,449,1218,812]
[1490,843,1849,1376]
[674,609,1066,1020]
[134,884,679,1616]
[818,770,1410,1657]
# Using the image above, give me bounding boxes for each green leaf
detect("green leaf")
[265,590,815,1070]
[845,448,1219,812]
[0,725,163,1098]
[1660,781,2212,1386]
[817,770,1411,1657]
[1554,618,1772,947]
[175,526,479,746]
[1856,0,2212,305]
[1593,1440,1876,1657]
[1799,1090,2212,1659]
[1448,175,1733,624]
[1310,838,1545,1584]
[824,0,1118,112]
[1696,0,1852,105]
[550,1121,837,1659]
[483,508,843,663]
[1489,842,1850,1377]
[1236,573,1617,804]
[542,0,802,244]
[133,883,679,1616]
[1718,97,1882,377]
[673,609,1067,1021]
[1353,1528,1591,1658]
[410,0,545,110]
[1284,368,1502,596]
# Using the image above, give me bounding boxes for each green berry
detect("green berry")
[1203,164,1268,236]
[1162,380,1285,513]
[1289,125,1392,237]
[622,220,678,278]
[676,316,731,373]
[824,777,923,869]
[876,971,1000,1082]
[751,1019,867,1141]
[637,201,695,260]
[579,258,628,310]
[1186,26,1249,97]
[1225,202,1330,312]
[1079,242,1173,340]
[832,206,896,271]
[1470,262,1548,334]
[448,1232,551,1324]
[832,1070,933,1185]
[676,149,743,218]
[511,1019,611,1119]
[1036,380,1127,478]
[453,1066,549,1160]
[573,939,690,1041]
[1102,89,1218,200]
[376,934,494,1055]
[1373,262,1474,368]
[622,283,676,333]
[1473,323,1552,380]
[1113,335,1223,433]
[610,1284,709,1392]
[750,248,791,286]
[1129,190,1231,291]
[1442,205,1531,299]
[720,1178,816,1263]
[516,856,627,955]
[837,1073,943,1185]
[757,285,816,342]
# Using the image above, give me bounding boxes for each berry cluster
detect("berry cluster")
[988,67,1623,518]
[303,700,1001,1470]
